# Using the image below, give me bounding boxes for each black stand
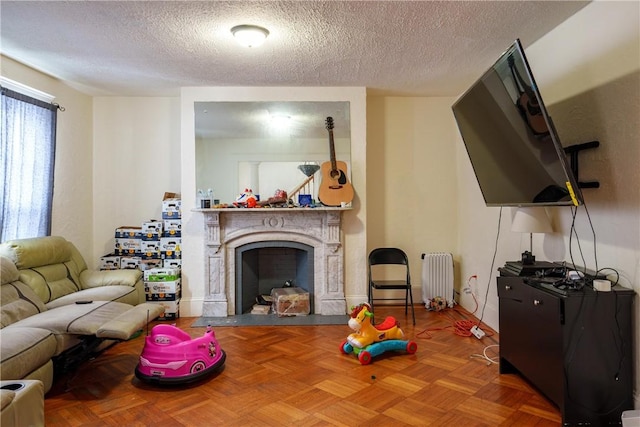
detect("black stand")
[521,251,535,265]
[564,141,600,188]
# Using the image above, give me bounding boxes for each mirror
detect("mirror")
[195,101,351,204]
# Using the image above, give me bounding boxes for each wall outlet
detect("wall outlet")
[471,325,485,339]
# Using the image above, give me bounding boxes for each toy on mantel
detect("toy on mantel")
[256,189,289,207]
[340,303,417,365]
[233,188,290,208]
[233,188,257,208]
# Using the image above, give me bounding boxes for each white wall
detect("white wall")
[0,56,94,257]
[456,0,640,406]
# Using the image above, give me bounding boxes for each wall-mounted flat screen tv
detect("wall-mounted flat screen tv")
[452,39,583,207]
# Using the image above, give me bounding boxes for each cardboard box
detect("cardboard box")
[162,199,181,212]
[149,299,180,320]
[139,258,162,271]
[271,287,310,317]
[145,279,181,293]
[163,219,181,237]
[145,290,181,301]
[163,259,182,269]
[162,211,181,220]
[100,255,121,270]
[156,310,179,320]
[120,256,141,269]
[140,251,161,260]
[140,240,161,253]
[114,226,143,238]
[144,280,181,301]
[115,237,141,252]
[140,231,160,241]
[159,237,181,252]
[160,251,181,260]
[142,220,163,234]
[149,299,180,312]
[162,199,181,219]
[144,268,180,282]
[114,248,139,256]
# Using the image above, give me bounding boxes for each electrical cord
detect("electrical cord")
[595,267,620,286]
[476,206,502,329]
[583,203,598,271]
[470,344,499,365]
[568,205,587,275]
[563,201,630,417]
[416,292,494,339]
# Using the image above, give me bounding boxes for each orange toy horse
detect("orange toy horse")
[346,303,405,349]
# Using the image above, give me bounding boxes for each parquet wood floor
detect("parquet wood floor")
[44,305,562,426]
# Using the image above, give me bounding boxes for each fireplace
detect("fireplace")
[199,208,348,316]
[236,241,314,314]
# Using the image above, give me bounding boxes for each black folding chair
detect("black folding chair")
[368,247,415,325]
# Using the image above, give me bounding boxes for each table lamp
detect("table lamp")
[511,207,553,265]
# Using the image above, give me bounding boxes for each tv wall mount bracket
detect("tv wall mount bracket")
[564,140,600,189]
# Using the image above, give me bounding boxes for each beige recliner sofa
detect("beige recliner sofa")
[0,236,164,400]
[0,235,146,308]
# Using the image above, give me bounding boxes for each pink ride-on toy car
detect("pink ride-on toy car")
[135,324,226,385]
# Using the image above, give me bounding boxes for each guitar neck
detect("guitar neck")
[328,128,338,172]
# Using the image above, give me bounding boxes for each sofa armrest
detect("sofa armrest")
[0,380,44,427]
[80,269,142,289]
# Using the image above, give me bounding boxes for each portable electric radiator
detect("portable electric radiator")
[421,252,455,308]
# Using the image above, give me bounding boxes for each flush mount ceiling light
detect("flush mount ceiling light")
[270,113,291,129]
[231,25,270,48]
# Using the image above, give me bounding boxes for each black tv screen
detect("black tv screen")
[452,39,583,207]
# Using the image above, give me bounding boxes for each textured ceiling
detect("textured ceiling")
[1,1,590,98]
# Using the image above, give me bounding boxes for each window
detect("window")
[1,84,58,241]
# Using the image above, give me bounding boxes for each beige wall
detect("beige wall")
[1,55,94,257]
[366,96,460,303]
[92,97,181,260]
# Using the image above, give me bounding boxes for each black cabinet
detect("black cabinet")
[498,265,634,426]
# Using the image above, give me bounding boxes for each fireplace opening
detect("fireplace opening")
[235,241,314,314]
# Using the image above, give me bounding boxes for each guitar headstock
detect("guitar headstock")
[325,116,334,131]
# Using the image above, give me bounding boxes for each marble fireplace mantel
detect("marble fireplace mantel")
[194,208,349,316]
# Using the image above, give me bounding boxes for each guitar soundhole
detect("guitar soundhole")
[330,170,347,185]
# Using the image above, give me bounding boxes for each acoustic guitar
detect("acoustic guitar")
[508,55,549,137]
[318,117,354,207]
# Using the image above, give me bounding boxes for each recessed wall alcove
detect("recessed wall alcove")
[180,86,367,317]
[236,241,314,314]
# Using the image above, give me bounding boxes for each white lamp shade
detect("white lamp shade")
[511,207,553,234]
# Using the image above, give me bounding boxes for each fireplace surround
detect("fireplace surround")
[198,208,348,317]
